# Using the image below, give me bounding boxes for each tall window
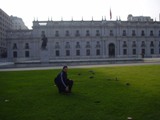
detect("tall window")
[86,49,90,56]
[96,30,100,36]
[55,31,59,37]
[150,30,154,36]
[132,41,136,47]
[66,50,70,56]
[110,30,113,36]
[65,42,70,49]
[86,41,91,48]
[132,30,136,36]
[150,49,154,54]
[142,49,145,54]
[96,41,100,48]
[76,50,80,56]
[123,49,127,55]
[132,49,136,55]
[66,30,70,36]
[25,43,29,49]
[86,30,90,36]
[123,41,127,47]
[13,43,17,49]
[150,41,154,47]
[76,42,80,48]
[55,42,60,49]
[25,51,29,57]
[96,49,100,55]
[122,30,126,36]
[13,51,17,58]
[141,41,145,47]
[141,30,145,36]
[75,30,80,37]
[55,50,60,56]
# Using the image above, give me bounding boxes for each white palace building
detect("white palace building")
[6,15,160,63]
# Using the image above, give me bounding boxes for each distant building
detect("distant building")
[6,17,160,62]
[127,14,153,22]
[0,9,12,58]
[1,8,160,62]
[10,15,28,30]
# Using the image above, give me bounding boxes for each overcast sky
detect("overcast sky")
[1,0,160,29]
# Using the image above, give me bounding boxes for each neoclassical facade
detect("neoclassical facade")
[6,18,160,62]
[0,9,12,58]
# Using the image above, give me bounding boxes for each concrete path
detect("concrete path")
[0,59,160,71]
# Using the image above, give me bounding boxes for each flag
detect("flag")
[110,8,112,20]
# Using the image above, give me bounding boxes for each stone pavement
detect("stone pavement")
[0,58,160,71]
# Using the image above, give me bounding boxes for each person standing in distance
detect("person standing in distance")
[54,66,73,94]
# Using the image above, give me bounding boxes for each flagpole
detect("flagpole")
[110,8,112,20]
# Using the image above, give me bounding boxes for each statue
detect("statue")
[41,32,48,50]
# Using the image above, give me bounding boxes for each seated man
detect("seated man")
[54,66,73,94]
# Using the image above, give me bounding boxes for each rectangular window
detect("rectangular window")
[25,51,29,57]
[13,43,17,49]
[96,49,100,55]
[141,30,145,36]
[123,49,127,55]
[96,30,100,36]
[66,30,70,36]
[86,30,90,36]
[110,30,113,36]
[66,50,70,56]
[132,49,136,55]
[55,50,60,56]
[76,50,80,56]
[132,30,136,36]
[150,41,154,47]
[25,43,29,49]
[151,49,154,54]
[142,49,145,54]
[150,31,153,36]
[86,49,90,56]
[55,31,59,37]
[13,51,17,58]
[75,30,80,37]
[122,30,126,36]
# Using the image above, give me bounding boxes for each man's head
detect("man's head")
[63,66,68,72]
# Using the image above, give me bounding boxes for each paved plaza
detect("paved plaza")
[0,58,160,71]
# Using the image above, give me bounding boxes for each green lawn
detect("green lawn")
[0,65,160,120]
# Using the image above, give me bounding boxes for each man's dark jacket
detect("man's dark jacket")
[54,71,68,88]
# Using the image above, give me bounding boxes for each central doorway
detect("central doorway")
[108,43,115,57]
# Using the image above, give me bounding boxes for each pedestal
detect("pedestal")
[40,49,49,63]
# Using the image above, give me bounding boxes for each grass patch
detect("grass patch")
[0,65,160,120]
